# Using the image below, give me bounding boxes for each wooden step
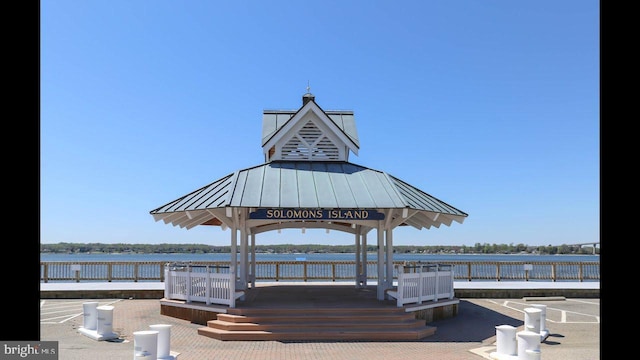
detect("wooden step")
[226,306,407,316]
[198,325,437,341]
[216,312,416,323]
[206,319,426,331]
[198,306,437,341]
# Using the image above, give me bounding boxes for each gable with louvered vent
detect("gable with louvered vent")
[280,120,341,160]
[262,96,359,162]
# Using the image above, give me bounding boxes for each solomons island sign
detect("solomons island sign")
[249,208,385,221]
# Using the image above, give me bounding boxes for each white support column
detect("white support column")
[354,226,361,288]
[239,230,248,290]
[230,215,238,286]
[163,266,170,300]
[362,232,368,285]
[377,221,385,300]
[239,210,248,290]
[386,228,393,290]
[250,233,256,288]
[229,265,237,308]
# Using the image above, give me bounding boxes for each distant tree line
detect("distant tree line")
[40,242,599,255]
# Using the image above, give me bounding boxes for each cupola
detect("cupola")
[261,92,360,162]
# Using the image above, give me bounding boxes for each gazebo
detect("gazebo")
[150,91,468,306]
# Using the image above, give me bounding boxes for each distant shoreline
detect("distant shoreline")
[39,242,599,256]
[40,251,598,256]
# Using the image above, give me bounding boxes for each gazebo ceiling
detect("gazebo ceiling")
[150,160,468,235]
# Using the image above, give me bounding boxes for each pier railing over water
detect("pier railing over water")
[40,260,600,283]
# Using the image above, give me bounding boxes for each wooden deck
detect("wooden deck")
[161,284,456,341]
[241,284,391,308]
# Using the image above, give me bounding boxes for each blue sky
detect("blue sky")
[40,1,600,247]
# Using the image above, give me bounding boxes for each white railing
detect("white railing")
[40,260,601,283]
[386,263,454,307]
[164,263,244,308]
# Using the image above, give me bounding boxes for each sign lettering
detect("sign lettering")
[249,208,385,220]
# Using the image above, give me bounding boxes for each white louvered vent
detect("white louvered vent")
[282,136,308,159]
[314,137,339,159]
[280,120,340,160]
[300,121,322,143]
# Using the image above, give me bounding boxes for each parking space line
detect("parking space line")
[484,299,599,324]
[40,299,124,324]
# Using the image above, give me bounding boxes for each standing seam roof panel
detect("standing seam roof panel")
[396,180,450,213]
[348,170,379,208]
[361,171,406,208]
[195,182,229,209]
[168,184,216,212]
[241,166,267,207]
[261,164,282,207]
[188,175,234,210]
[340,163,375,208]
[278,163,300,208]
[326,163,358,208]
[378,172,409,208]
[295,162,320,208]
[390,175,466,215]
[229,171,248,207]
[310,163,339,208]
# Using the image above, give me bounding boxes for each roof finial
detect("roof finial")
[302,81,315,105]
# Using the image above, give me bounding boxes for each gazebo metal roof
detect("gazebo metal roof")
[150,92,467,239]
[150,160,467,234]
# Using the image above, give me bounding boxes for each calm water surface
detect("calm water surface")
[40,252,599,263]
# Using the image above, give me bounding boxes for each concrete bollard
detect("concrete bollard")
[78,303,118,340]
[96,305,115,335]
[523,308,542,334]
[529,303,549,340]
[82,302,99,330]
[522,349,541,360]
[149,324,172,360]
[134,330,159,360]
[529,304,547,331]
[516,331,541,360]
[495,325,517,356]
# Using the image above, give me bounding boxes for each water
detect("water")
[40,252,599,263]
[40,252,600,282]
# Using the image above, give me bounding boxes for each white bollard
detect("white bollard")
[149,324,172,359]
[78,303,118,341]
[495,325,517,356]
[529,303,549,340]
[134,330,159,360]
[517,331,541,360]
[529,304,547,331]
[96,305,115,335]
[523,307,542,334]
[82,302,99,330]
[523,349,541,360]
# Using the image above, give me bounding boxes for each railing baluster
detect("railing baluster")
[578,263,583,282]
[39,260,599,283]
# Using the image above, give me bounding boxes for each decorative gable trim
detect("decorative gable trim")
[279,119,344,160]
[262,99,358,162]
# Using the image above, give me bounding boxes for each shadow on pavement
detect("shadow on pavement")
[422,300,523,343]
